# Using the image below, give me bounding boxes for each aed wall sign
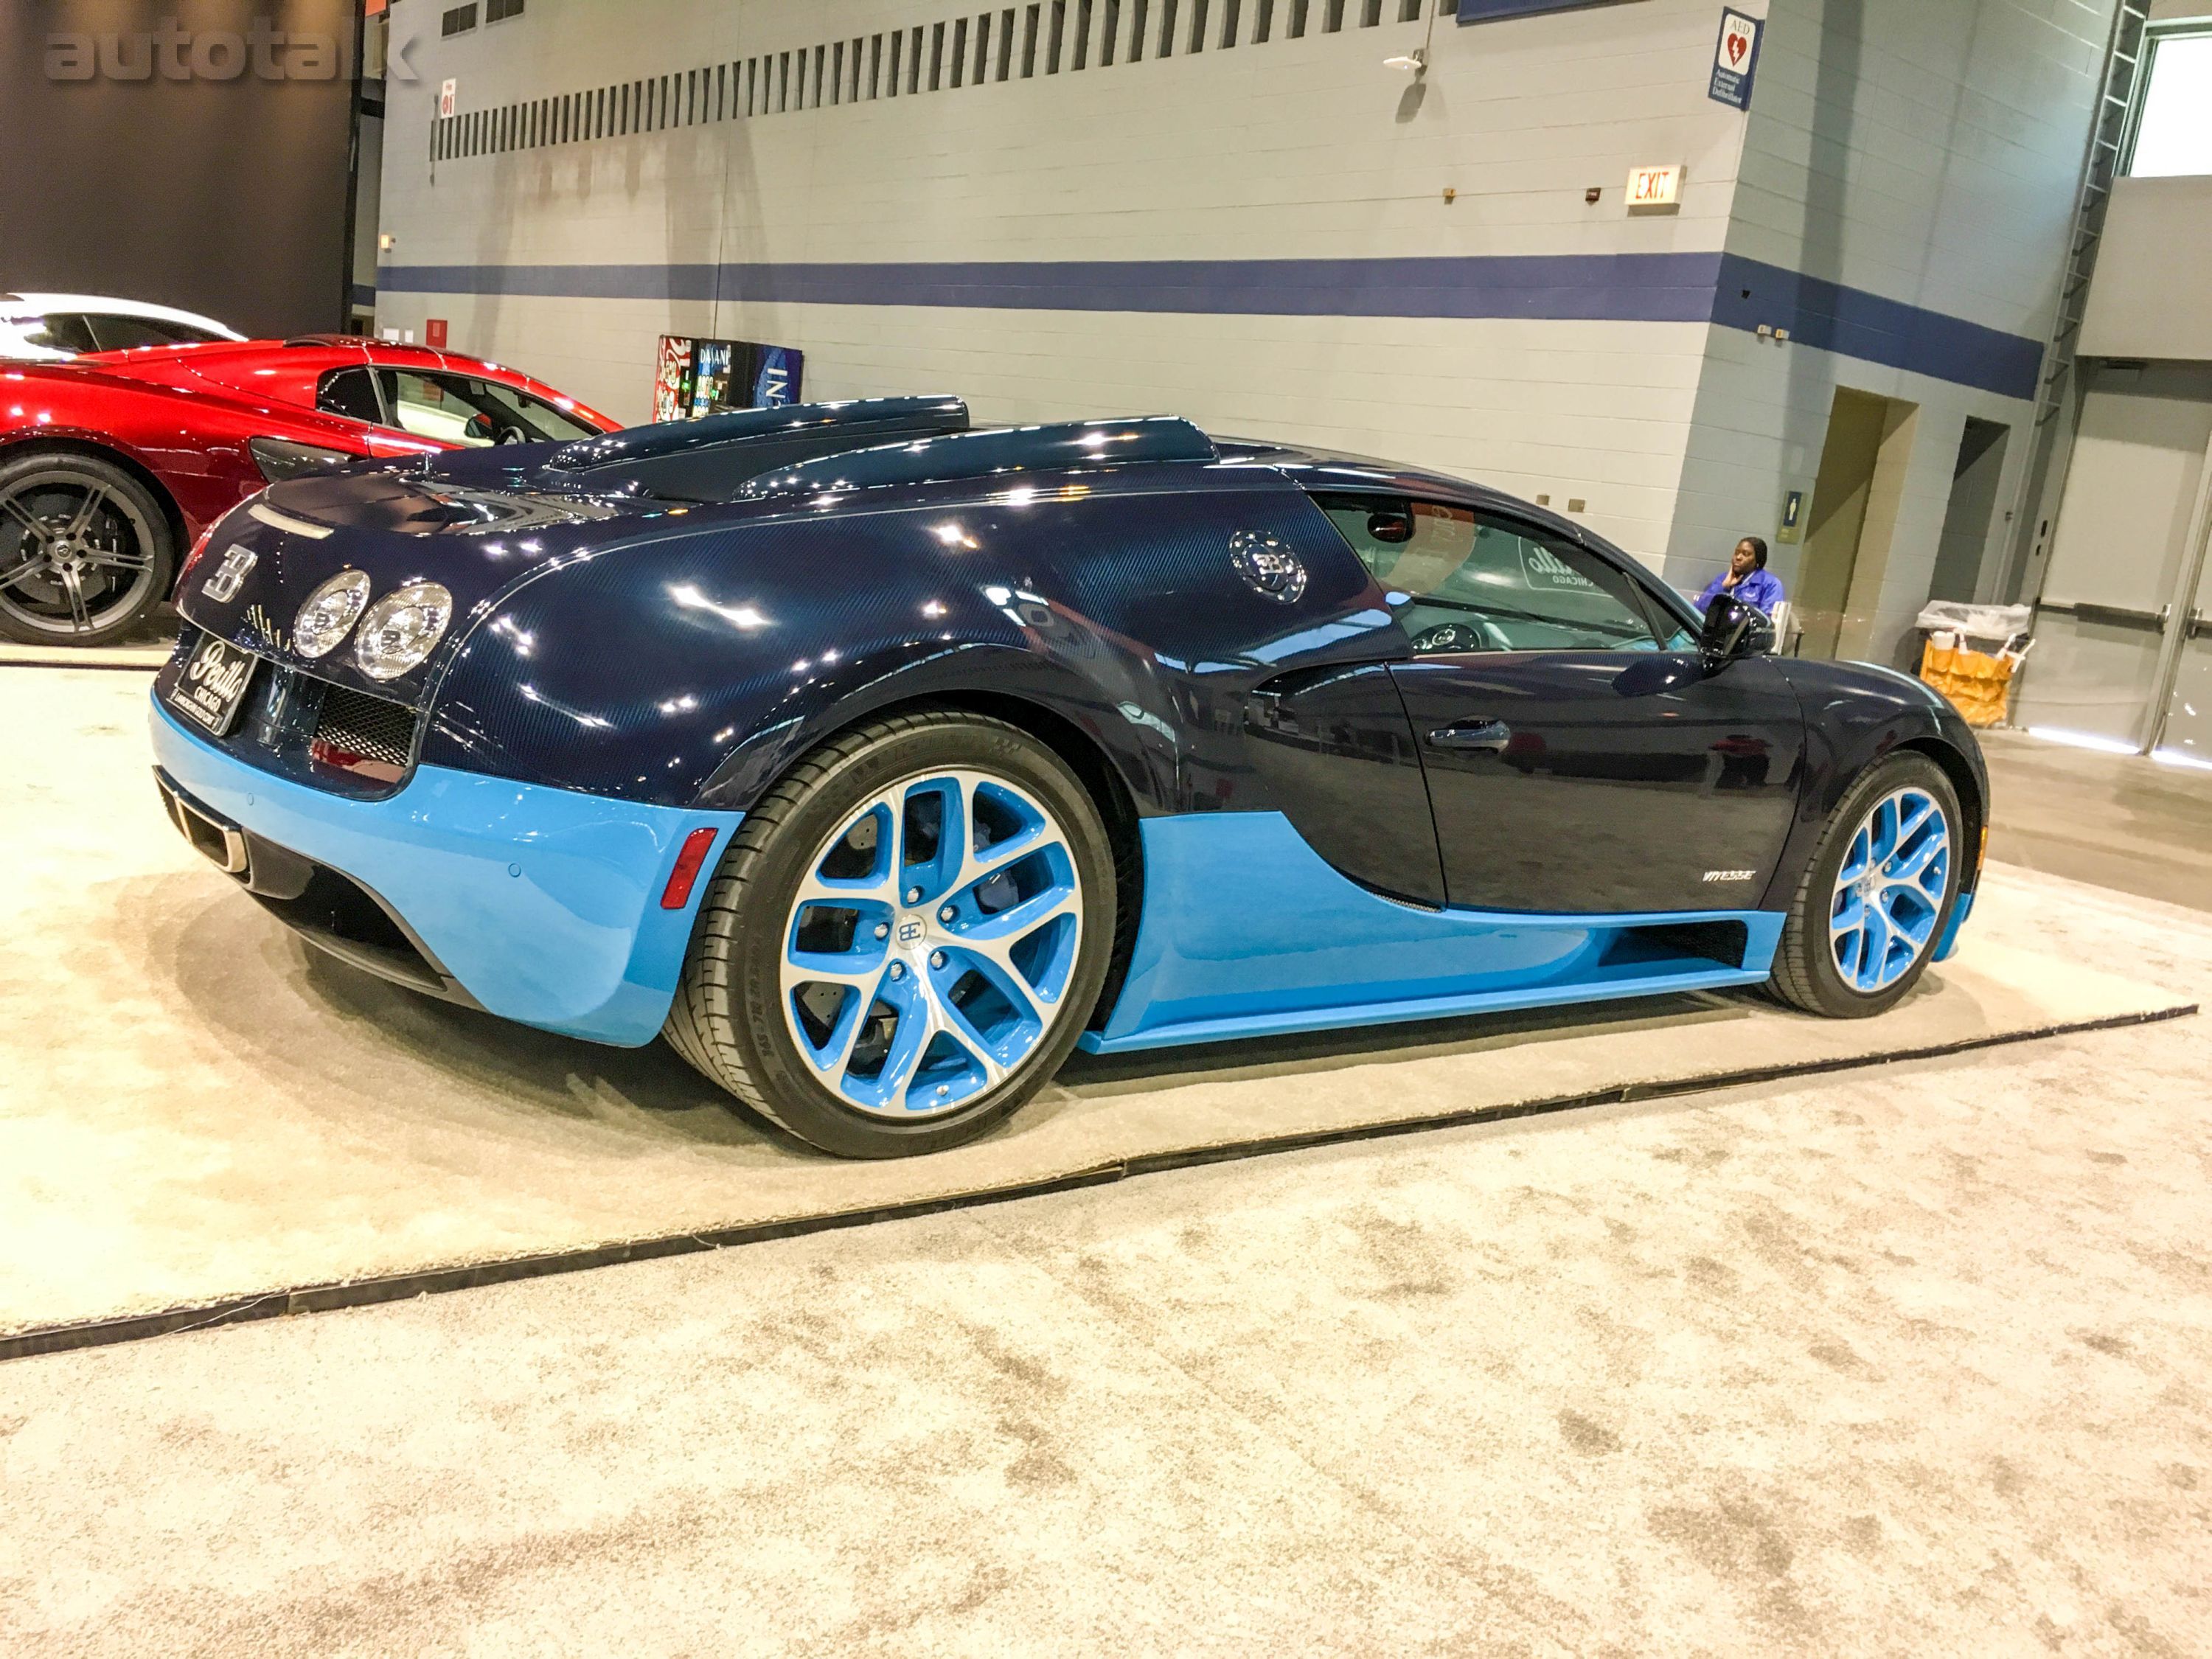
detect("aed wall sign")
[1709,8,1764,108]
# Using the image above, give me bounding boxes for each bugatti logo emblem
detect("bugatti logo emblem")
[1229,529,1307,604]
[203,545,257,604]
[897,915,926,944]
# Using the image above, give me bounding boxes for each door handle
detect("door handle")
[1430,719,1512,753]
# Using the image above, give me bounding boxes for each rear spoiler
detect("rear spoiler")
[737,417,1217,501]
[549,395,971,501]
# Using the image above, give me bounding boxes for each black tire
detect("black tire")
[0,451,175,647]
[1770,751,1964,1018]
[664,709,1119,1158]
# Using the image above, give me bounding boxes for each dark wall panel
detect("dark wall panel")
[0,0,359,339]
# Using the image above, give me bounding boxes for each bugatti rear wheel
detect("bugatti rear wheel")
[664,710,1118,1158]
[0,453,174,647]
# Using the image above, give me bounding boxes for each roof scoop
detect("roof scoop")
[737,417,1217,501]
[546,395,970,501]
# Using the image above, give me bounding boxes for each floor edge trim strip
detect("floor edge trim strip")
[0,658,166,673]
[2,1001,2194,1364]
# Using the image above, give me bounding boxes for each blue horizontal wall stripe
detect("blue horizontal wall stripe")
[378,254,1728,323]
[1457,0,1639,19]
[1714,255,2039,400]
[378,251,2041,400]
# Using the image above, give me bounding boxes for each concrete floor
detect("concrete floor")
[2,695,2211,1655]
[0,605,178,670]
[1982,728,2212,914]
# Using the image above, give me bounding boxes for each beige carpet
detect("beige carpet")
[0,866,2207,1658]
[3,671,2211,1657]
[0,669,2192,1343]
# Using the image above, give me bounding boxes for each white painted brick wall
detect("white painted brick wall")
[378,0,1753,564]
[1663,0,2112,644]
[376,0,2104,615]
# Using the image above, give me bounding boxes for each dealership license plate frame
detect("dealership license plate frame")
[167,633,260,738]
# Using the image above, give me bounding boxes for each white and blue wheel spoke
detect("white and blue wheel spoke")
[779,768,1083,1119]
[1828,786,1951,995]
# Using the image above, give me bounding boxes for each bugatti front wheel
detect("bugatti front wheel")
[665,710,1118,1158]
[1769,752,1963,1019]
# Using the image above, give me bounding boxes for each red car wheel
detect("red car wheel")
[0,452,175,647]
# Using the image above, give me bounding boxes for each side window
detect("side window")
[84,314,198,351]
[1313,493,1661,653]
[378,369,480,442]
[317,367,385,425]
[1641,593,1699,653]
[139,318,227,345]
[465,378,599,442]
[374,370,597,445]
[23,313,97,354]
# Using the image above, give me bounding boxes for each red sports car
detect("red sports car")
[0,336,619,645]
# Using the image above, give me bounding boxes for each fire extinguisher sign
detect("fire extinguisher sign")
[1709,9,1762,110]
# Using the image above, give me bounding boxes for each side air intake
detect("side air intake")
[737,417,1218,501]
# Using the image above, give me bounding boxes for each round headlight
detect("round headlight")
[353,580,454,681]
[292,568,371,659]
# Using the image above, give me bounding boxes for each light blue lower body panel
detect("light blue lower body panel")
[1933,888,1975,961]
[1082,812,1785,1054]
[151,699,740,1046]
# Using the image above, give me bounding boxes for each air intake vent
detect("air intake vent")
[737,416,1216,500]
[310,684,420,787]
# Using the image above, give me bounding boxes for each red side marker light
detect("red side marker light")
[661,827,720,910]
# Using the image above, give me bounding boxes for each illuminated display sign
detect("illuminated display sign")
[652,336,804,422]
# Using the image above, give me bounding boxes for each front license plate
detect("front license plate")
[167,633,260,737]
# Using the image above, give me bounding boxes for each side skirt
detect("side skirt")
[1081,812,1784,1055]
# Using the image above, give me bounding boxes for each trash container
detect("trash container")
[1913,601,2033,728]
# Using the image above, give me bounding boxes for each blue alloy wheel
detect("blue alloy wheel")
[1828,785,1951,994]
[780,768,1085,1119]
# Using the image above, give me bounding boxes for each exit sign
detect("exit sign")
[1627,164,1683,209]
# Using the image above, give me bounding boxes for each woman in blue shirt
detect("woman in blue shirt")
[1695,535,1786,614]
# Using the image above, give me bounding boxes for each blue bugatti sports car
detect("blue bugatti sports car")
[151,397,1985,1157]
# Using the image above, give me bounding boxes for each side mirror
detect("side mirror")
[1367,510,1413,545]
[1700,594,1776,663]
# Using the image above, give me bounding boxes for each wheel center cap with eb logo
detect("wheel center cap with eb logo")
[896,913,928,945]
